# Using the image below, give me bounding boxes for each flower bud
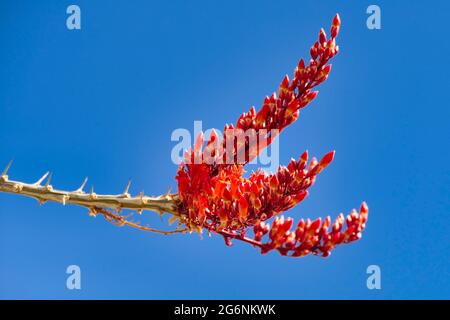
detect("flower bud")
[319,28,327,44]
[331,14,341,38]
[238,196,249,222]
[270,175,279,191]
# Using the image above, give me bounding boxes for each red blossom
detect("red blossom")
[175,14,368,257]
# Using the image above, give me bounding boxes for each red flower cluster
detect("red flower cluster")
[254,202,368,257]
[177,149,333,230]
[176,14,368,257]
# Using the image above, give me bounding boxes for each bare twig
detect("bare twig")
[93,207,188,235]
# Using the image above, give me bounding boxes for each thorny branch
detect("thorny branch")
[0,160,187,235]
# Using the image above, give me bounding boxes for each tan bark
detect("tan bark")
[0,161,187,235]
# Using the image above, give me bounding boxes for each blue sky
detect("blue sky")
[0,0,449,299]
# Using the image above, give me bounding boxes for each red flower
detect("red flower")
[175,14,368,257]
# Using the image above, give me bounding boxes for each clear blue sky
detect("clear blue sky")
[0,0,449,299]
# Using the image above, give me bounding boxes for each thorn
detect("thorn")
[45,172,53,187]
[62,195,70,205]
[2,159,13,177]
[34,171,49,186]
[88,208,97,217]
[138,191,146,205]
[76,177,88,193]
[167,185,172,194]
[90,185,97,199]
[123,179,132,196]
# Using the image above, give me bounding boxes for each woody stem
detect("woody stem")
[217,229,264,248]
[0,174,180,216]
